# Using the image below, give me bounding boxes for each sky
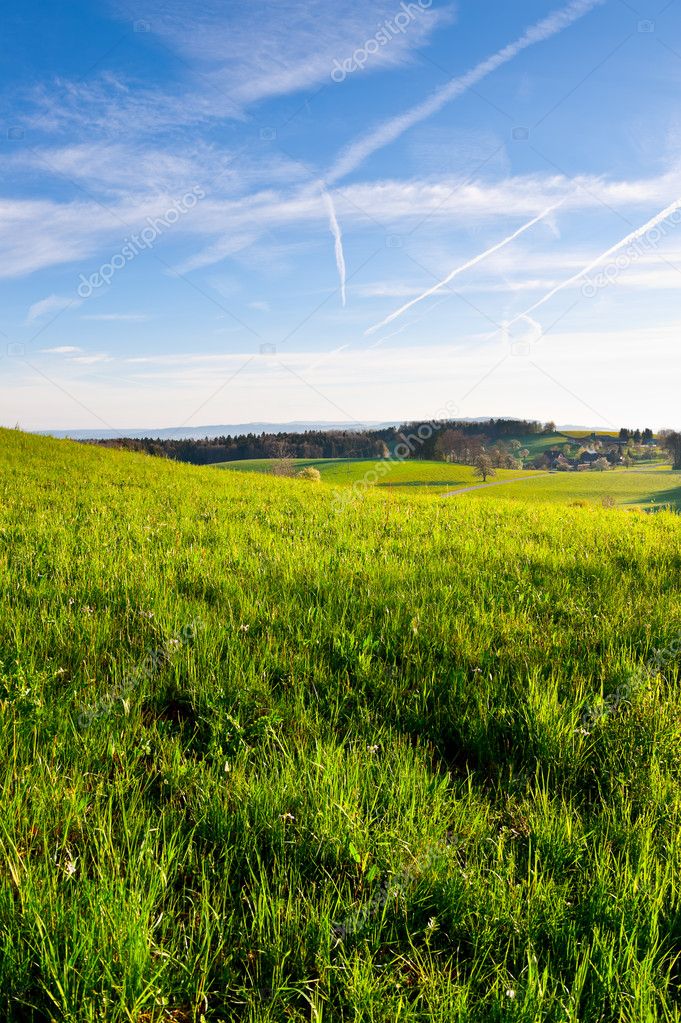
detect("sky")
[1,0,680,432]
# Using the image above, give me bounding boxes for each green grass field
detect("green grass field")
[505,431,568,456]
[213,457,533,493]
[214,457,681,510]
[2,428,681,1022]
[463,467,681,510]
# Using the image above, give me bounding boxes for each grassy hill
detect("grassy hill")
[2,428,681,1022]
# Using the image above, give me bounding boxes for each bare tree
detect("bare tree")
[272,457,296,477]
[435,429,466,463]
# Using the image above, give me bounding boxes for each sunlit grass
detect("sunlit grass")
[214,456,535,492]
[463,466,681,509]
[217,456,681,508]
[1,428,681,1022]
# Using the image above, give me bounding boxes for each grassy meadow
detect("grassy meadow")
[2,428,681,1021]
[464,467,681,510]
[213,457,534,493]
[215,456,681,509]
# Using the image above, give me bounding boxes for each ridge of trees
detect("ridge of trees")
[86,419,662,468]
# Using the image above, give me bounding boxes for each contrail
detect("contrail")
[321,188,347,306]
[326,0,602,185]
[502,313,543,347]
[365,200,565,335]
[507,195,681,327]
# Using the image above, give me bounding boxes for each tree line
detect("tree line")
[86,420,674,468]
[88,419,549,465]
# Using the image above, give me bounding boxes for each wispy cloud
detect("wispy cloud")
[38,345,111,365]
[81,312,150,322]
[71,354,112,364]
[109,0,449,112]
[27,294,78,323]
[153,166,681,277]
[1,164,678,281]
[31,1,452,135]
[39,345,82,354]
[4,140,306,200]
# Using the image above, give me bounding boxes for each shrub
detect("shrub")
[272,458,296,477]
[296,466,321,482]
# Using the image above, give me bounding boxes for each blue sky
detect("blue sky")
[1,0,680,431]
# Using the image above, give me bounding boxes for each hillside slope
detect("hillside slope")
[1,429,680,1022]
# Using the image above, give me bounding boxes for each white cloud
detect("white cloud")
[166,164,681,275]
[39,345,82,354]
[30,1,454,135]
[37,346,111,365]
[0,190,208,278]
[9,322,678,431]
[27,73,218,136]
[2,162,680,283]
[173,232,262,275]
[81,312,150,321]
[357,277,563,298]
[3,140,307,199]
[27,294,78,323]
[137,0,452,97]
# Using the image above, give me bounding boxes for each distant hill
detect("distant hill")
[38,421,400,441]
[36,417,496,441]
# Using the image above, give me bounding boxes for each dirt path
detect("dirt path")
[441,473,550,498]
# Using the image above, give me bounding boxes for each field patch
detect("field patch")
[462,467,681,510]
[213,456,536,493]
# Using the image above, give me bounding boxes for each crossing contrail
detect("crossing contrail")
[321,188,347,306]
[506,195,681,327]
[365,199,565,335]
[326,0,602,186]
